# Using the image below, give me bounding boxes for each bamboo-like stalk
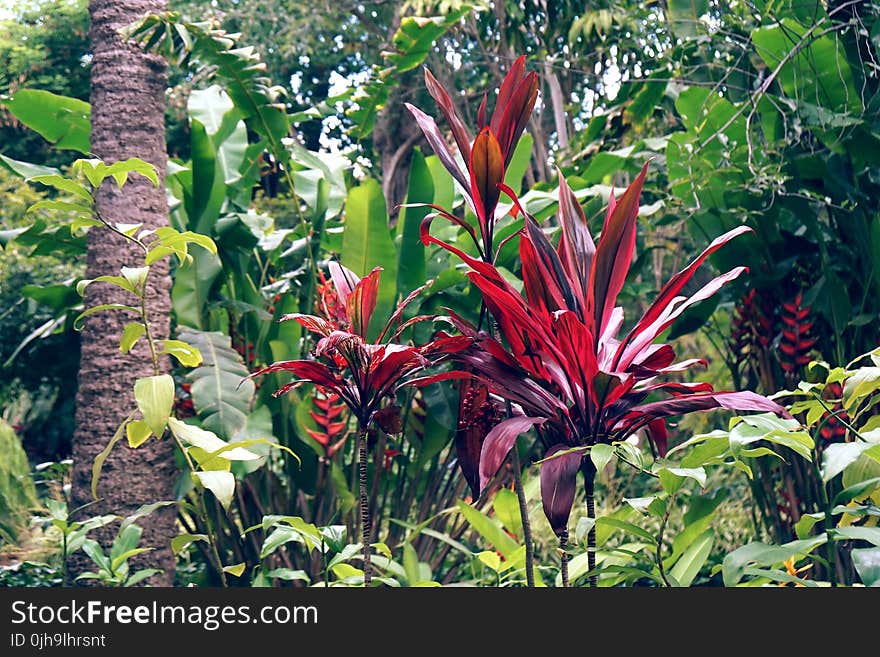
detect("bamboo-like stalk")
[358,428,372,587]
[559,529,570,587]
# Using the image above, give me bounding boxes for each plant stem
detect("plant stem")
[583,461,597,588]
[510,445,535,587]
[656,508,672,587]
[358,428,372,587]
[139,279,160,376]
[559,529,569,588]
[171,432,227,587]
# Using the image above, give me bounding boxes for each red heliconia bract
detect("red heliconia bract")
[414,164,791,537]
[779,292,817,374]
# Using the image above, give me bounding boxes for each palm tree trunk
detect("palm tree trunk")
[69,0,176,585]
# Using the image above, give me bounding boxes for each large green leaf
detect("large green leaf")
[171,249,223,330]
[852,548,880,587]
[179,329,254,439]
[189,119,226,234]
[188,85,249,188]
[341,178,396,339]
[752,19,863,121]
[722,535,827,586]
[1,89,90,153]
[456,501,520,560]
[396,148,432,297]
[669,529,714,587]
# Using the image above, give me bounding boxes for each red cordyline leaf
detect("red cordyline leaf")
[408,56,538,257]
[425,163,789,534]
[540,444,582,535]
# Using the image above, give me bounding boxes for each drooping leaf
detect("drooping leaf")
[1,89,90,153]
[540,444,582,535]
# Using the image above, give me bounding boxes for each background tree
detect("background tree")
[68,0,177,584]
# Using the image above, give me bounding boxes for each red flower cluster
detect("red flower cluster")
[779,293,817,373]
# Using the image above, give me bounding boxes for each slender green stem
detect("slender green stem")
[138,280,160,376]
[656,507,672,587]
[171,432,227,587]
[510,447,535,587]
[358,428,372,587]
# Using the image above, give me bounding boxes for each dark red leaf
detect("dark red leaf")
[494,71,539,166]
[556,171,595,309]
[646,419,669,457]
[424,66,472,163]
[540,444,582,536]
[405,102,470,192]
[479,415,545,493]
[588,162,649,337]
[346,266,382,338]
[279,313,335,337]
[373,404,403,435]
[617,225,752,366]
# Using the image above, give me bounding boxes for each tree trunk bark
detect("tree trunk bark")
[70,0,177,586]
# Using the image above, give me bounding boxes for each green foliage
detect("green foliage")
[0,419,39,544]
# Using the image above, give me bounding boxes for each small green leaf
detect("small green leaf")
[166,417,260,461]
[477,550,502,572]
[91,412,135,499]
[794,512,825,539]
[134,374,175,438]
[126,420,152,448]
[121,266,149,292]
[590,443,614,472]
[222,563,246,577]
[833,477,880,506]
[120,322,146,353]
[193,470,235,510]
[73,303,138,330]
[161,339,202,367]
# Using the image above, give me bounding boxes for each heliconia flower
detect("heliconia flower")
[414,164,790,536]
[730,288,774,362]
[779,292,817,373]
[405,56,538,259]
[306,391,349,459]
[818,381,848,443]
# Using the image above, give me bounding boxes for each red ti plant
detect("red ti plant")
[250,262,468,586]
[406,57,541,583]
[405,55,538,260]
[419,164,790,585]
